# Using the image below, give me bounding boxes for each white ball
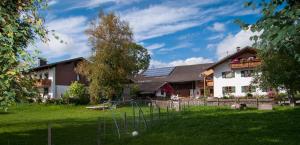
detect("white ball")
[132,131,139,137]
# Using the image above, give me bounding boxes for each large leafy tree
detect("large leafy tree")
[237,0,300,105]
[0,0,47,111]
[77,12,150,102]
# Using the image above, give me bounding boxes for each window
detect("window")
[241,70,254,77]
[44,73,49,79]
[222,86,235,94]
[261,87,270,92]
[241,86,256,93]
[43,87,49,96]
[161,90,164,95]
[222,71,235,78]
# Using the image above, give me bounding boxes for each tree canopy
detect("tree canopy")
[237,0,300,104]
[0,0,47,111]
[77,12,150,102]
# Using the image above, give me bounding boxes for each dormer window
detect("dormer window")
[248,57,255,61]
[44,73,49,79]
[231,58,239,64]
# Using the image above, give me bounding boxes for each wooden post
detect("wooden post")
[167,106,169,120]
[97,118,101,145]
[158,107,161,120]
[204,76,206,97]
[48,123,52,145]
[138,109,141,130]
[124,112,127,133]
[132,103,136,129]
[103,118,106,139]
[150,104,153,124]
[256,98,259,108]
[217,98,219,106]
[179,100,181,111]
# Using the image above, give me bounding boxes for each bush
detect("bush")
[295,92,300,100]
[274,93,287,101]
[63,81,90,105]
[246,93,253,98]
[45,98,64,105]
[223,95,234,99]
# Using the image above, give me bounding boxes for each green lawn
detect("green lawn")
[0,104,300,145]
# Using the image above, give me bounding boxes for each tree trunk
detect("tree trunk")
[287,89,296,107]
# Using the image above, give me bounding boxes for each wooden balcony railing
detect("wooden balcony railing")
[230,59,261,69]
[206,80,214,87]
[36,79,51,88]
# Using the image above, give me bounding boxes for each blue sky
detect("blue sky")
[36,0,261,68]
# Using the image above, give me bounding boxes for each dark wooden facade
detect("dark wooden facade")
[171,81,195,97]
[55,61,87,86]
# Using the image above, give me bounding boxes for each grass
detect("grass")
[0,104,300,145]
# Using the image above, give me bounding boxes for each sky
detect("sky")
[35,0,261,68]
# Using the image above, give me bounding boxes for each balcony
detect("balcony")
[206,80,214,87]
[230,59,261,69]
[36,79,51,88]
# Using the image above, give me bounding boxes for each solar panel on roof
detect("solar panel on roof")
[143,67,175,77]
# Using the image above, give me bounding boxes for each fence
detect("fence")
[153,98,275,109]
[40,100,177,145]
[4,98,275,145]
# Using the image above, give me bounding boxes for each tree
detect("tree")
[0,1,47,111]
[236,0,300,105]
[77,12,150,102]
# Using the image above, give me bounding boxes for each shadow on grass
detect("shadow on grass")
[0,112,14,115]
[0,107,300,145]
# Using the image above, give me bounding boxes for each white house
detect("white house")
[30,57,87,99]
[202,47,268,98]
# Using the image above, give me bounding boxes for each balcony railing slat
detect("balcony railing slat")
[36,79,51,87]
[230,59,261,69]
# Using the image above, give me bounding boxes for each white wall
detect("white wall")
[155,89,166,97]
[213,60,267,98]
[34,67,56,99]
[56,85,69,98]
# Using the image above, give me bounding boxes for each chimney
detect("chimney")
[38,57,47,66]
[236,47,241,52]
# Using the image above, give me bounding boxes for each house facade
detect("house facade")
[202,47,267,98]
[133,63,213,99]
[30,57,87,99]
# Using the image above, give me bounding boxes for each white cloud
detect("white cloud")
[233,9,260,16]
[207,34,225,40]
[143,43,165,56]
[32,16,90,61]
[48,0,58,6]
[121,5,197,41]
[146,43,165,50]
[70,0,140,9]
[215,29,261,59]
[208,22,226,32]
[158,42,192,53]
[119,1,254,41]
[150,57,213,68]
[206,43,217,49]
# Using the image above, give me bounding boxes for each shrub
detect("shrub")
[246,93,253,98]
[45,98,64,105]
[294,92,300,100]
[130,84,140,97]
[274,93,287,101]
[64,81,90,105]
